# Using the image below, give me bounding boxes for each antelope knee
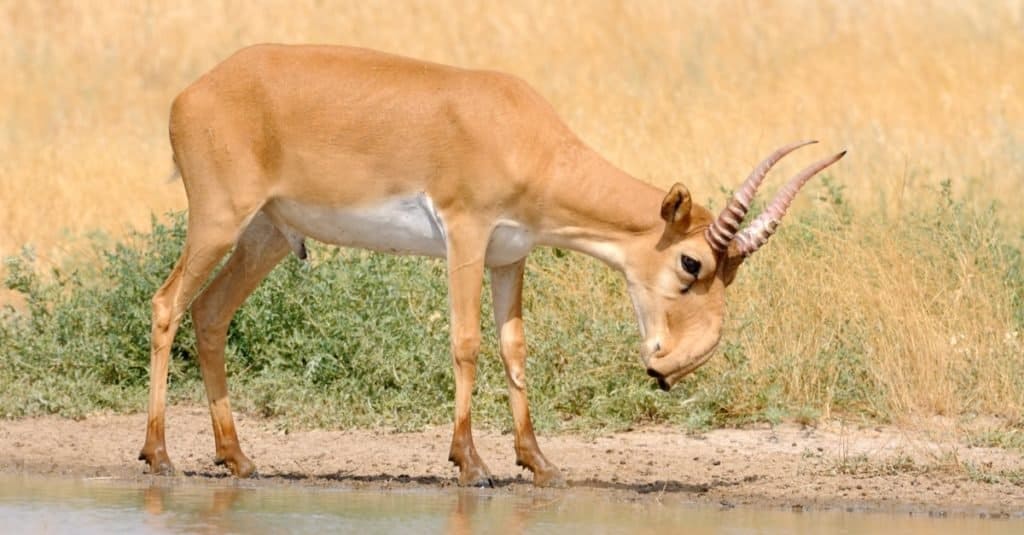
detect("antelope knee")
[452,332,481,365]
[501,335,526,359]
[151,296,172,332]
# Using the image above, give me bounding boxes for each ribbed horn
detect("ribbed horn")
[733,150,847,256]
[705,140,817,253]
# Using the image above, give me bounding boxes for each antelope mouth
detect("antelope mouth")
[647,339,721,391]
[646,368,672,391]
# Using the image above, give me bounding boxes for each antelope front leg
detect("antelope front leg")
[490,260,565,487]
[444,220,493,487]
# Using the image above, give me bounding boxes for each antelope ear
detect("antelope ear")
[660,183,692,224]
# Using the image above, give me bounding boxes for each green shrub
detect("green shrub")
[3,185,1023,430]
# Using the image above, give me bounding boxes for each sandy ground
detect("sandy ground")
[1,405,1022,517]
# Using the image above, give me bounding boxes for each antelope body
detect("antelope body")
[139,44,844,487]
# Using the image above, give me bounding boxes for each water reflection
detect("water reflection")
[445,490,478,535]
[445,490,543,535]
[139,482,540,534]
[1,474,1021,534]
[142,485,243,534]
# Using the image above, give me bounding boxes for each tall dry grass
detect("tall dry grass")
[1,1,1022,424]
[3,0,1021,257]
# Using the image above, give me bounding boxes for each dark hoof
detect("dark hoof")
[138,450,175,476]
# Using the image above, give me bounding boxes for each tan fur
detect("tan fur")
[140,44,746,487]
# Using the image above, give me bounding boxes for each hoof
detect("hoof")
[517,457,565,488]
[459,473,495,488]
[449,447,494,488]
[138,449,175,476]
[215,452,257,478]
[532,468,567,488]
[452,459,494,487]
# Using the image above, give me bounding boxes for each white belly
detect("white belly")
[264,194,534,267]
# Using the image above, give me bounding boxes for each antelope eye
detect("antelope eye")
[681,255,701,276]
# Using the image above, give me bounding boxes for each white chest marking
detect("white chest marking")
[265,194,535,266]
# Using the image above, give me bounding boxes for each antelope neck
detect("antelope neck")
[534,145,665,271]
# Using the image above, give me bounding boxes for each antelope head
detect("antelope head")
[631,141,846,390]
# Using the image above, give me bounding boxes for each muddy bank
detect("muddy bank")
[1,406,1021,517]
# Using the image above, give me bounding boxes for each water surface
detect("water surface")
[0,474,1019,534]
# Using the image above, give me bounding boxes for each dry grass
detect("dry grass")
[729,202,1024,421]
[2,1,1022,423]
[3,0,1021,258]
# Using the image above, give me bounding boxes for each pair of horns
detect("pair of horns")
[706,141,846,256]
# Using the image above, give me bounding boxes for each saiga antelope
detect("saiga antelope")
[139,44,844,487]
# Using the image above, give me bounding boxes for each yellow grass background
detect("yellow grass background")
[2,1,1022,422]
[3,0,1021,259]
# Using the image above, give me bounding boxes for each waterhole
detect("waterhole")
[0,474,1019,534]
